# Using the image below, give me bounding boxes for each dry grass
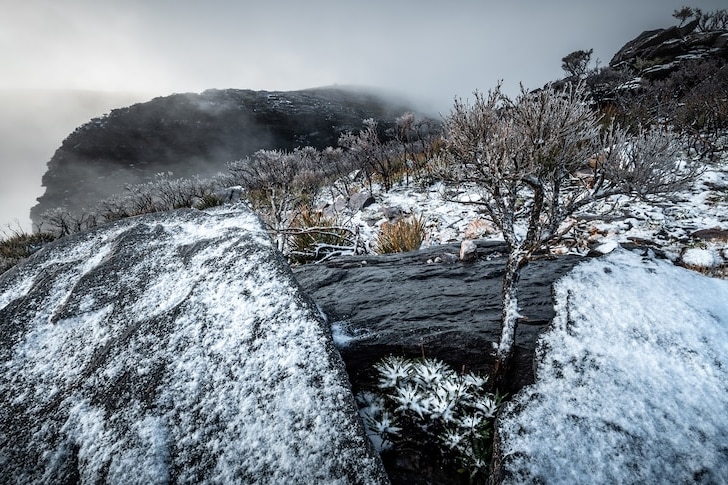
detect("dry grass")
[0,231,57,274]
[376,215,426,254]
[286,211,355,263]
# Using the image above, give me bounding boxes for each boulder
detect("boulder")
[609,22,728,78]
[347,190,376,212]
[293,241,583,395]
[492,251,728,484]
[0,206,388,484]
[459,239,478,261]
[691,228,728,242]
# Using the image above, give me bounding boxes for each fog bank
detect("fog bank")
[0,90,150,231]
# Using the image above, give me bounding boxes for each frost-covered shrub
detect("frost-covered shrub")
[357,356,502,481]
[285,211,362,264]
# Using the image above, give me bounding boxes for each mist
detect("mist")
[1,0,725,231]
[0,90,151,231]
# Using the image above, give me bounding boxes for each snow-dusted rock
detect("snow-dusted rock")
[681,247,723,268]
[590,238,619,255]
[294,240,583,394]
[0,207,387,484]
[347,190,376,212]
[493,250,728,484]
[459,239,478,261]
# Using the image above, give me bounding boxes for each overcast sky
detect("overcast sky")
[1,0,725,231]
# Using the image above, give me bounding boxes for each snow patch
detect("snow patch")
[682,247,723,268]
[497,250,728,483]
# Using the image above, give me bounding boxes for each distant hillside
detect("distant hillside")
[31,86,424,225]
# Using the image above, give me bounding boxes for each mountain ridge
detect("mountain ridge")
[31,85,426,225]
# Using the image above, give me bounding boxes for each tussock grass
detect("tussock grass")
[0,230,57,274]
[376,215,425,254]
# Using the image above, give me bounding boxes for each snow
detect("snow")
[0,207,386,483]
[496,249,728,483]
[682,247,723,268]
[319,151,728,269]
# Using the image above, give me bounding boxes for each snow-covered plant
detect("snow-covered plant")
[441,81,701,388]
[357,356,503,481]
[284,210,364,264]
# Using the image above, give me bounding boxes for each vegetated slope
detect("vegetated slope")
[31,86,423,225]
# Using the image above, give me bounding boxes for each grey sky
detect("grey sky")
[1,0,725,230]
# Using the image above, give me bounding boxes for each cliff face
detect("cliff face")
[31,86,420,225]
[609,19,728,78]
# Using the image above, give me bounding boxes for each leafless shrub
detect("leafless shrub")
[394,113,443,185]
[339,119,407,191]
[441,81,700,388]
[317,146,360,199]
[40,208,98,236]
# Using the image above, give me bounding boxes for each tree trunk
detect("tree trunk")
[493,250,526,391]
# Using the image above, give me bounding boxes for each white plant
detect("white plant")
[357,356,502,480]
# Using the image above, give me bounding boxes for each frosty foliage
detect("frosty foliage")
[357,356,502,480]
[496,250,728,483]
[442,82,699,258]
[40,173,220,236]
[440,81,701,375]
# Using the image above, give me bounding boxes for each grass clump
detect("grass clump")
[194,193,224,210]
[0,230,57,274]
[376,215,425,254]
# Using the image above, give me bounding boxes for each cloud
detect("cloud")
[4,0,725,110]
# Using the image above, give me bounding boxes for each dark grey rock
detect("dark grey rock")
[381,206,403,220]
[715,32,728,49]
[691,228,728,242]
[348,190,376,212]
[609,22,728,78]
[0,206,388,484]
[293,241,583,395]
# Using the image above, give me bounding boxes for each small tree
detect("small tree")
[227,148,326,250]
[673,6,695,26]
[561,49,593,78]
[442,82,700,389]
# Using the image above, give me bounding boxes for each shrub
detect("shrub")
[357,356,503,482]
[194,193,224,210]
[561,48,594,78]
[376,215,425,254]
[285,211,361,263]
